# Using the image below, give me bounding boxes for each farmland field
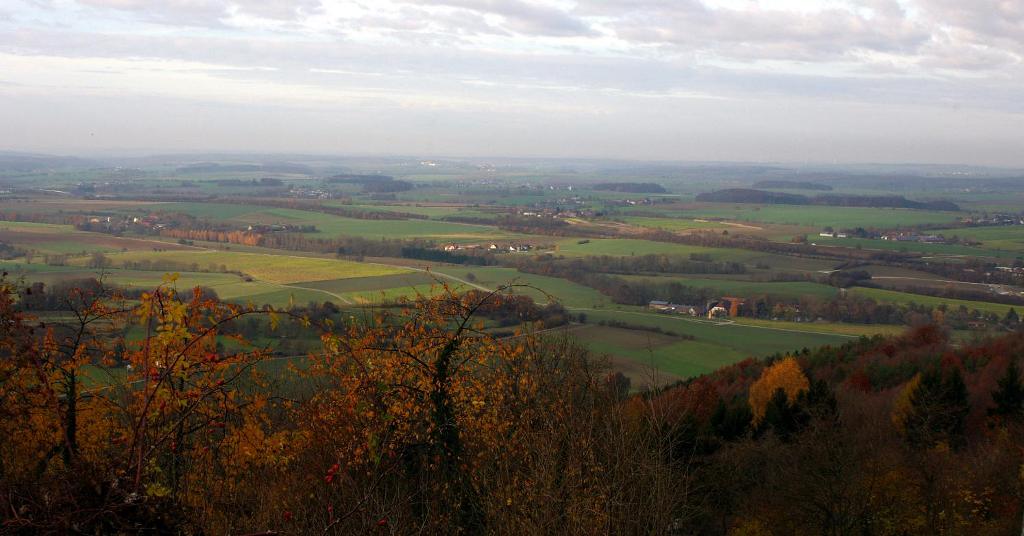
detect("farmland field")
[568,324,743,382]
[623,275,840,300]
[150,203,521,242]
[573,309,850,378]
[255,207,512,241]
[69,250,410,284]
[0,262,341,308]
[731,318,907,337]
[555,238,733,259]
[931,225,1024,254]
[848,287,1018,316]
[436,266,614,308]
[636,203,962,229]
[0,221,193,255]
[320,202,465,219]
[619,216,725,232]
[812,235,1020,258]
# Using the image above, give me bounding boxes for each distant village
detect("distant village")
[443,243,534,253]
[818,230,951,243]
[960,213,1024,226]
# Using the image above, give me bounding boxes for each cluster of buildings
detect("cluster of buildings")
[959,214,1024,226]
[518,206,595,219]
[443,243,533,253]
[288,186,332,199]
[245,223,307,233]
[606,197,656,207]
[818,228,948,244]
[879,232,946,243]
[84,214,168,231]
[649,297,746,319]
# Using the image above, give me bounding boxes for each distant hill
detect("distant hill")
[696,188,959,211]
[593,182,667,193]
[0,151,103,173]
[176,162,313,175]
[752,180,832,191]
[326,174,395,184]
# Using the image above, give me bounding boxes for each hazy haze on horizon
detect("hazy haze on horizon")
[1,0,1022,166]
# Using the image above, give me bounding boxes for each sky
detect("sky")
[0,0,1022,166]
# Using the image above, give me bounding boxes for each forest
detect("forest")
[2,274,1023,534]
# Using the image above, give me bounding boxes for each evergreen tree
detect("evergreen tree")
[905,367,971,449]
[798,378,839,420]
[989,359,1024,419]
[760,388,806,441]
[711,399,752,441]
[1005,307,1019,325]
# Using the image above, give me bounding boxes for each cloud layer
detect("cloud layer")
[0,0,1021,165]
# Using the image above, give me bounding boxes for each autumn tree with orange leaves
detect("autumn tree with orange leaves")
[0,273,276,533]
[2,276,688,534]
[747,356,809,424]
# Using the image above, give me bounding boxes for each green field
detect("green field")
[0,221,190,255]
[619,216,724,232]
[849,287,1018,316]
[573,309,850,378]
[624,275,840,300]
[643,204,962,229]
[149,201,265,219]
[436,266,614,308]
[569,324,746,383]
[553,238,838,273]
[320,202,465,219]
[555,238,733,259]
[151,203,520,242]
[292,272,438,294]
[731,318,906,337]
[0,262,344,308]
[931,225,1024,255]
[293,272,446,304]
[69,250,410,284]
[813,236,1020,259]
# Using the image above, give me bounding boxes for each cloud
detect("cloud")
[409,0,595,37]
[579,0,931,63]
[919,0,1024,45]
[75,0,322,25]
[1,0,1022,165]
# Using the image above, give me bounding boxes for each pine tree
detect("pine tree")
[760,388,807,441]
[711,399,752,441]
[1005,307,1019,325]
[904,367,971,449]
[989,359,1024,419]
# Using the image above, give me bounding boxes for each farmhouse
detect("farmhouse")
[706,297,745,318]
[647,301,704,316]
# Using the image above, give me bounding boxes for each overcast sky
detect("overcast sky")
[1,0,1022,166]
